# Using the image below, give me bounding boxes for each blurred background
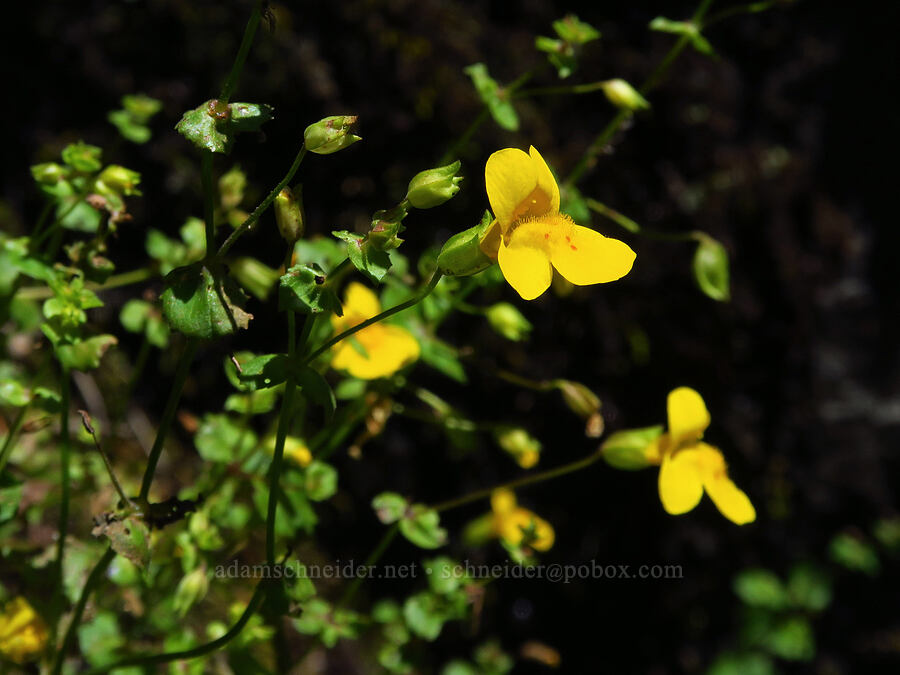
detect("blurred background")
[3,0,898,672]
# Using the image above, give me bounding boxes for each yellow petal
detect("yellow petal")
[658,448,704,515]
[498,236,553,300]
[528,146,560,215]
[694,443,756,525]
[343,281,381,319]
[485,148,555,229]
[331,324,419,380]
[667,387,710,444]
[549,224,636,286]
[491,488,517,515]
[479,218,502,260]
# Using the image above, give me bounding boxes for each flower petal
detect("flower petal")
[491,488,517,515]
[667,387,710,443]
[479,218,502,260]
[498,238,553,300]
[705,475,756,525]
[343,281,381,319]
[485,148,538,228]
[529,146,560,215]
[658,448,704,515]
[549,224,636,286]
[331,324,419,380]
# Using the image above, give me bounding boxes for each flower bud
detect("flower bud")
[230,257,280,300]
[600,79,650,111]
[303,115,361,155]
[30,162,66,185]
[173,567,210,618]
[274,186,305,243]
[405,161,463,209]
[485,302,532,342]
[554,380,601,419]
[97,165,142,195]
[495,427,541,468]
[600,426,664,471]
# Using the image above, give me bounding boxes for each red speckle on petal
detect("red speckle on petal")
[570,245,578,251]
[544,233,550,239]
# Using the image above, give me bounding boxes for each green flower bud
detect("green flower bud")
[173,567,210,618]
[274,186,305,243]
[554,380,601,419]
[97,165,142,195]
[30,162,67,185]
[485,302,532,341]
[405,161,463,209]
[495,427,541,468]
[230,257,280,300]
[600,79,650,111]
[303,115,361,155]
[600,426,664,471]
[437,211,495,277]
[368,204,407,251]
[692,234,731,302]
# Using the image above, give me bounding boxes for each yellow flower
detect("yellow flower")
[490,488,555,551]
[267,435,313,467]
[331,282,420,380]
[0,597,48,664]
[647,387,756,525]
[480,146,636,300]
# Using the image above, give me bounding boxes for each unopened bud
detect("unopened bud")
[405,161,463,209]
[485,302,532,342]
[97,165,142,195]
[437,211,495,277]
[554,380,601,419]
[274,186,305,243]
[600,79,650,111]
[173,567,209,617]
[600,426,664,471]
[30,162,66,185]
[230,257,280,300]
[495,427,541,469]
[303,115,361,155]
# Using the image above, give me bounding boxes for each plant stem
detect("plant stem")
[431,449,604,513]
[137,338,200,502]
[217,145,307,258]
[201,151,216,259]
[77,410,134,509]
[84,580,268,674]
[565,0,717,186]
[587,198,701,242]
[515,81,606,98]
[0,405,29,474]
[305,271,444,365]
[50,547,116,675]
[53,368,71,639]
[15,267,155,301]
[218,0,264,104]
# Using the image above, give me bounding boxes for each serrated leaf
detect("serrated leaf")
[278,263,343,315]
[161,262,252,339]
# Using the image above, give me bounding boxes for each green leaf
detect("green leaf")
[787,563,832,612]
[418,336,466,383]
[91,515,151,570]
[372,492,409,524]
[61,141,103,172]
[161,262,253,339]
[403,592,447,641]
[195,414,258,463]
[873,518,900,553]
[122,93,163,121]
[0,380,31,407]
[707,652,776,675]
[399,505,448,549]
[279,263,343,315]
[464,63,519,131]
[108,109,151,144]
[733,569,789,610]
[297,366,336,419]
[175,100,274,154]
[78,611,125,667]
[693,235,731,301]
[764,616,815,661]
[228,102,275,132]
[224,388,278,415]
[649,17,714,55]
[552,14,601,44]
[333,230,394,283]
[474,640,514,675]
[56,334,118,371]
[829,532,881,575]
[304,461,338,501]
[425,556,466,595]
[236,353,290,390]
[600,426,663,470]
[0,473,23,523]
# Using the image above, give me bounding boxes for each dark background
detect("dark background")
[3,0,899,672]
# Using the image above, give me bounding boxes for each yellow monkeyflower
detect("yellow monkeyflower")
[331,282,420,380]
[646,387,755,525]
[490,488,555,551]
[480,146,635,300]
[0,597,48,664]
[267,435,313,467]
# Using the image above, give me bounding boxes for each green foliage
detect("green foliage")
[601,426,663,470]
[161,263,252,338]
[829,531,881,575]
[176,99,274,154]
[650,16,715,55]
[535,14,601,78]
[464,64,519,131]
[693,234,731,301]
[279,263,343,315]
[108,93,162,143]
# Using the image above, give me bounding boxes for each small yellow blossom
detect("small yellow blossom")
[646,387,755,525]
[490,489,555,551]
[266,435,313,467]
[331,282,420,380]
[480,146,635,300]
[0,597,48,664]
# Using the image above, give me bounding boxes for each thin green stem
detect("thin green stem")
[77,410,134,509]
[586,198,701,242]
[85,580,268,674]
[337,524,399,607]
[15,267,155,301]
[0,405,29,474]
[53,368,71,640]
[439,108,489,165]
[431,449,604,513]
[305,271,444,365]
[703,0,777,29]
[217,145,307,258]
[565,0,717,186]
[138,338,200,502]
[218,0,264,104]
[51,547,115,675]
[515,81,606,98]
[201,152,216,260]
